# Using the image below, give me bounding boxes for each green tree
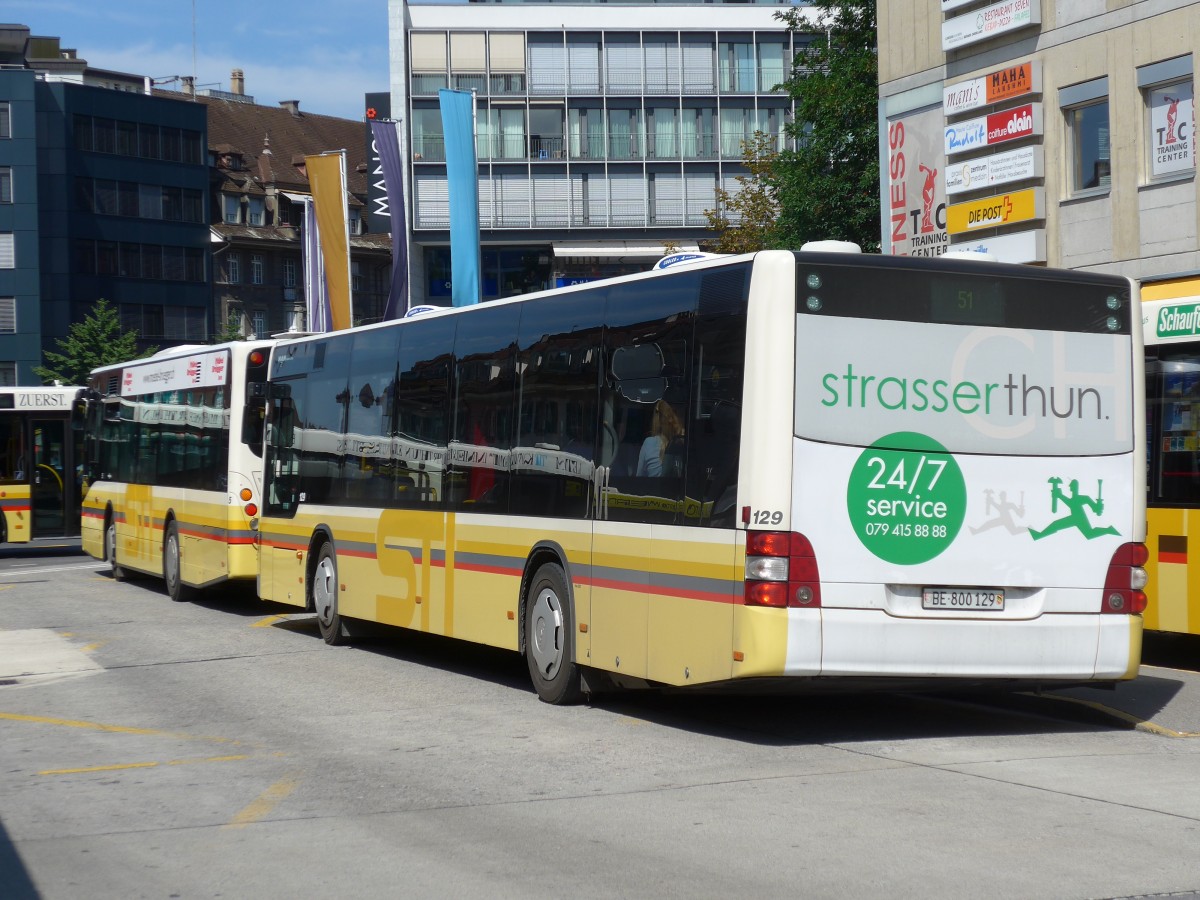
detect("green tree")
[214,311,246,344]
[773,0,881,252]
[34,298,156,385]
[703,131,782,254]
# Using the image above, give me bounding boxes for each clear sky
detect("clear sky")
[3,0,441,121]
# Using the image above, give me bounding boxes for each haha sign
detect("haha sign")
[944,62,1041,117]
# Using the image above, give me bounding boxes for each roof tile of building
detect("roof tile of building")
[178,93,370,195]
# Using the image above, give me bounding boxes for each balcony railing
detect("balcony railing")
[411,131,780,163]
[414,65,787,97]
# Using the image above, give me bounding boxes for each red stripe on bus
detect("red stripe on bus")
[582,575,737,605]
[1158,551,1187,565]
[455,561,523,578]
[337,548,378,560]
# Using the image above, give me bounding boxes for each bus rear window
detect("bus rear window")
[794,254,1131,335]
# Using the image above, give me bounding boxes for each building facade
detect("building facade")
[186,86,392,338]
[877,0,1198,282]
[387,0,811,306]
[0,26,209,381]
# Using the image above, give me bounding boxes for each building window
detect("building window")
[228,252,241,284]
[251,309,267,338]
[0,233,13,269]
[283,258,297,288]
[352,260,363,293]
[0,363,14,387]
[250,254,264,285]
[1139,56,1195,180]
[222,194,241,224]
[348,208,362,235]
[248,196,265,226]
[0,168,10,204]
[0,298,14,334]
[0,103,10,139]
[1061,78,1110,194]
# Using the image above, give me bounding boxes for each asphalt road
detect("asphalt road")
[1,542,1199,900]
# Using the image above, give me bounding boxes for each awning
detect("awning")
[280,191,310,203]
[552,240,700,260]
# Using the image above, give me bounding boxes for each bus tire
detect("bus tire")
[312,542,350,645]
[163,520,194,603]
[106,517,125,582]
[524,562,582,705]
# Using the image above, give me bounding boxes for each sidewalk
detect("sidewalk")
[1049,633,1200,737]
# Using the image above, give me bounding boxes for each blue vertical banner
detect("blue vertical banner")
[439,88,481,307]
[302,197,331,332]
[369,119,410,319]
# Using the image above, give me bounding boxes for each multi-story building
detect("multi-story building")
[878,0,1198,282]
[388,0,811,306]
[182,81,392,337]
[0,25,209,381]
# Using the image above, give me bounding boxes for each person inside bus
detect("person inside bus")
[636,399,684,478]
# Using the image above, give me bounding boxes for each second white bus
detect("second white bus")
[82,341,273,600]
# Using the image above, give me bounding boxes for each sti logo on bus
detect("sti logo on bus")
[1156,303,1200,338]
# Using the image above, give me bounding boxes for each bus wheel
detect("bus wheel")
[312,542,349,646]
[163,521,194,603]
[106,518,125,582]
[524,562,582,705]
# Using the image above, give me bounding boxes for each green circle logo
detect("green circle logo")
[846,432,966,565]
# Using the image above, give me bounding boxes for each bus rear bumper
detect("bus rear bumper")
[785,608,1141,682]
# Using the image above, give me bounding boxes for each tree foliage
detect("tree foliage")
[34,298,155,386]
[772,0,881,252]
[215,311,247,344]
[703,131,782,254]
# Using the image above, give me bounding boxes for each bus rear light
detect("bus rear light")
[244,503,258,517]
[239,488,253,502]
[744,531,821,608]
[248,350,267,367]
[1101,542,1148,615]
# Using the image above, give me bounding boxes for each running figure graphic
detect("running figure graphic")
[969,489,1027,535]
[1029,477,1119,541]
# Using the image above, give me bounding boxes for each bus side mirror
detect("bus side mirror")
[71,397,89,431]
[242,383,268,452]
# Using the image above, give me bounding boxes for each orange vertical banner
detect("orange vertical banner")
[305,151,353,331]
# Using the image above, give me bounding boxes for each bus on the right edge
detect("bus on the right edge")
[1144,289,1200,636]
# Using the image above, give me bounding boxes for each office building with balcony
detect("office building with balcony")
[0,25,209,381]
[388,0,810,305]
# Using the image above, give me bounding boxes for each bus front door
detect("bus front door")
[31,419,72,538]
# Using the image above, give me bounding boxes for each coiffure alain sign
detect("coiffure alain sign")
[944,103,1042,157]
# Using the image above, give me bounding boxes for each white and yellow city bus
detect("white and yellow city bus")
[257,247,1147,703]
[0,386,87,544]
[1142,291,1200,636]
[81,341,273,600]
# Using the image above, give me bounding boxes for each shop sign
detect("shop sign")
[945,187,1044,234]
[943,62,1041,116]
[943,0,1040,52]
[945,145,1043,195]
[945,103,1041,156]
[949,228,1046,263]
